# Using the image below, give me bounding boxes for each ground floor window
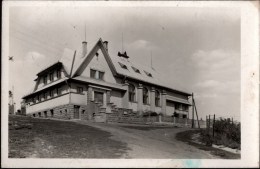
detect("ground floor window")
[94,91,104,104]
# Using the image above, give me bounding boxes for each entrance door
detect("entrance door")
[94,91,104,104]
[74,105,80,119]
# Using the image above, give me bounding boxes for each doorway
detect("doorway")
[74,105,80,119]
[94,91,104,104]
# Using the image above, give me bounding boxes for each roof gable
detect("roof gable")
[72,38,117,77]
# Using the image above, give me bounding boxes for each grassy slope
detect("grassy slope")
[9,115,129,158]
[175,129,240,159]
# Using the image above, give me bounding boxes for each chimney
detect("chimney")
[103,41,108,52]
[82,41,87,57]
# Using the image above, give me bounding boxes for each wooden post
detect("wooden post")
[232,117,233,125]
[213,114,215,138]
[206,115,208,129]
[209,115,211,135]
[191,93,194,128]
[193,98,200,129]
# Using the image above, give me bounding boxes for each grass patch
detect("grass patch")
[9,115,130,158]
[175,129,240,159]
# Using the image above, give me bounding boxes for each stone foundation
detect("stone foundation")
[28,104,88,120]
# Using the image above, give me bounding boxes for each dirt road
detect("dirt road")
[76,121,216,159]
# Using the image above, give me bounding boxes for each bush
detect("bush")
[142,111,158,117]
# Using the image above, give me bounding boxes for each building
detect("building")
[22,38,192,121]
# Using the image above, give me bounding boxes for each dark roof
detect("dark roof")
[36,62,62,76]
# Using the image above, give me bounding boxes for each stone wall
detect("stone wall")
[107,108,159,124]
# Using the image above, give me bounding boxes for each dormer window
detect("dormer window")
[118,62,128,70]
[144,70,152,77]
[132,66,141,74]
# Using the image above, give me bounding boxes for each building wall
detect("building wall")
[166,100,175,116]
[29,104,88,120]
[27,94,70,114]
[166,90,188,100]
[129,102,138,112]
[70,93,88,105]
[110,90,123,108]
[80,49,117,84]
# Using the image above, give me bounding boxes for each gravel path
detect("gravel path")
[76,121,216,159]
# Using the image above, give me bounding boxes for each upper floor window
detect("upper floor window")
[49,73,54,82]
[129,84,136,102]
[143,87,149,104]
[77,87,83,94]
[57,69,61,79]
[155,90,160,107]
[44,92,47,99]
[50,90,54,97]
[43,75,48,85]
[90,69,104,80]
[99,71,104,80]
[57,88,61,95]
[90,69,96,78]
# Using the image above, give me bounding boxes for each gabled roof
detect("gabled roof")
[72,38,117,77]
[110,53,191,95]
[26,38,191,99]
[72,38,191,95]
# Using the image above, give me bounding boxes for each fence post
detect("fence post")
[206,115,208,129]
[209,115,211,135]
[213,114,215,138]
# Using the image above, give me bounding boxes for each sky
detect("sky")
[8,4,241,121]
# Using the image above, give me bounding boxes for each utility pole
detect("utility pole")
[191,93,194,128]
[213,114,215,138]
[209,115,211,135]
[193,97,200,129]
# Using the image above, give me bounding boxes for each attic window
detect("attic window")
[144,70,153,77]
[118,62,128,70]
[131,66,141,74]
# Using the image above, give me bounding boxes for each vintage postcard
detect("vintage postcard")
[1,1,259,168]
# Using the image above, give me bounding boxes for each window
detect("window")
[99,71,104,80]
[143,87,149,104]
[49,73,54,82]
[50,90,54,97]
[144,70,153,77]
[57,69,61,79]
[57,88,61,95]
[90,69,96,78]
[43,75,48,85]
[77,87,83,94]
[155,90,160,107]
[118,62,128,69]
[44,92,47,99]
[129,84,136,102]
[132,66,141,74]
[90,69,105,80]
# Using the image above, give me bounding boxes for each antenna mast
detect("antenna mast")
[122,32,124,53]
[84,23,86,42]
